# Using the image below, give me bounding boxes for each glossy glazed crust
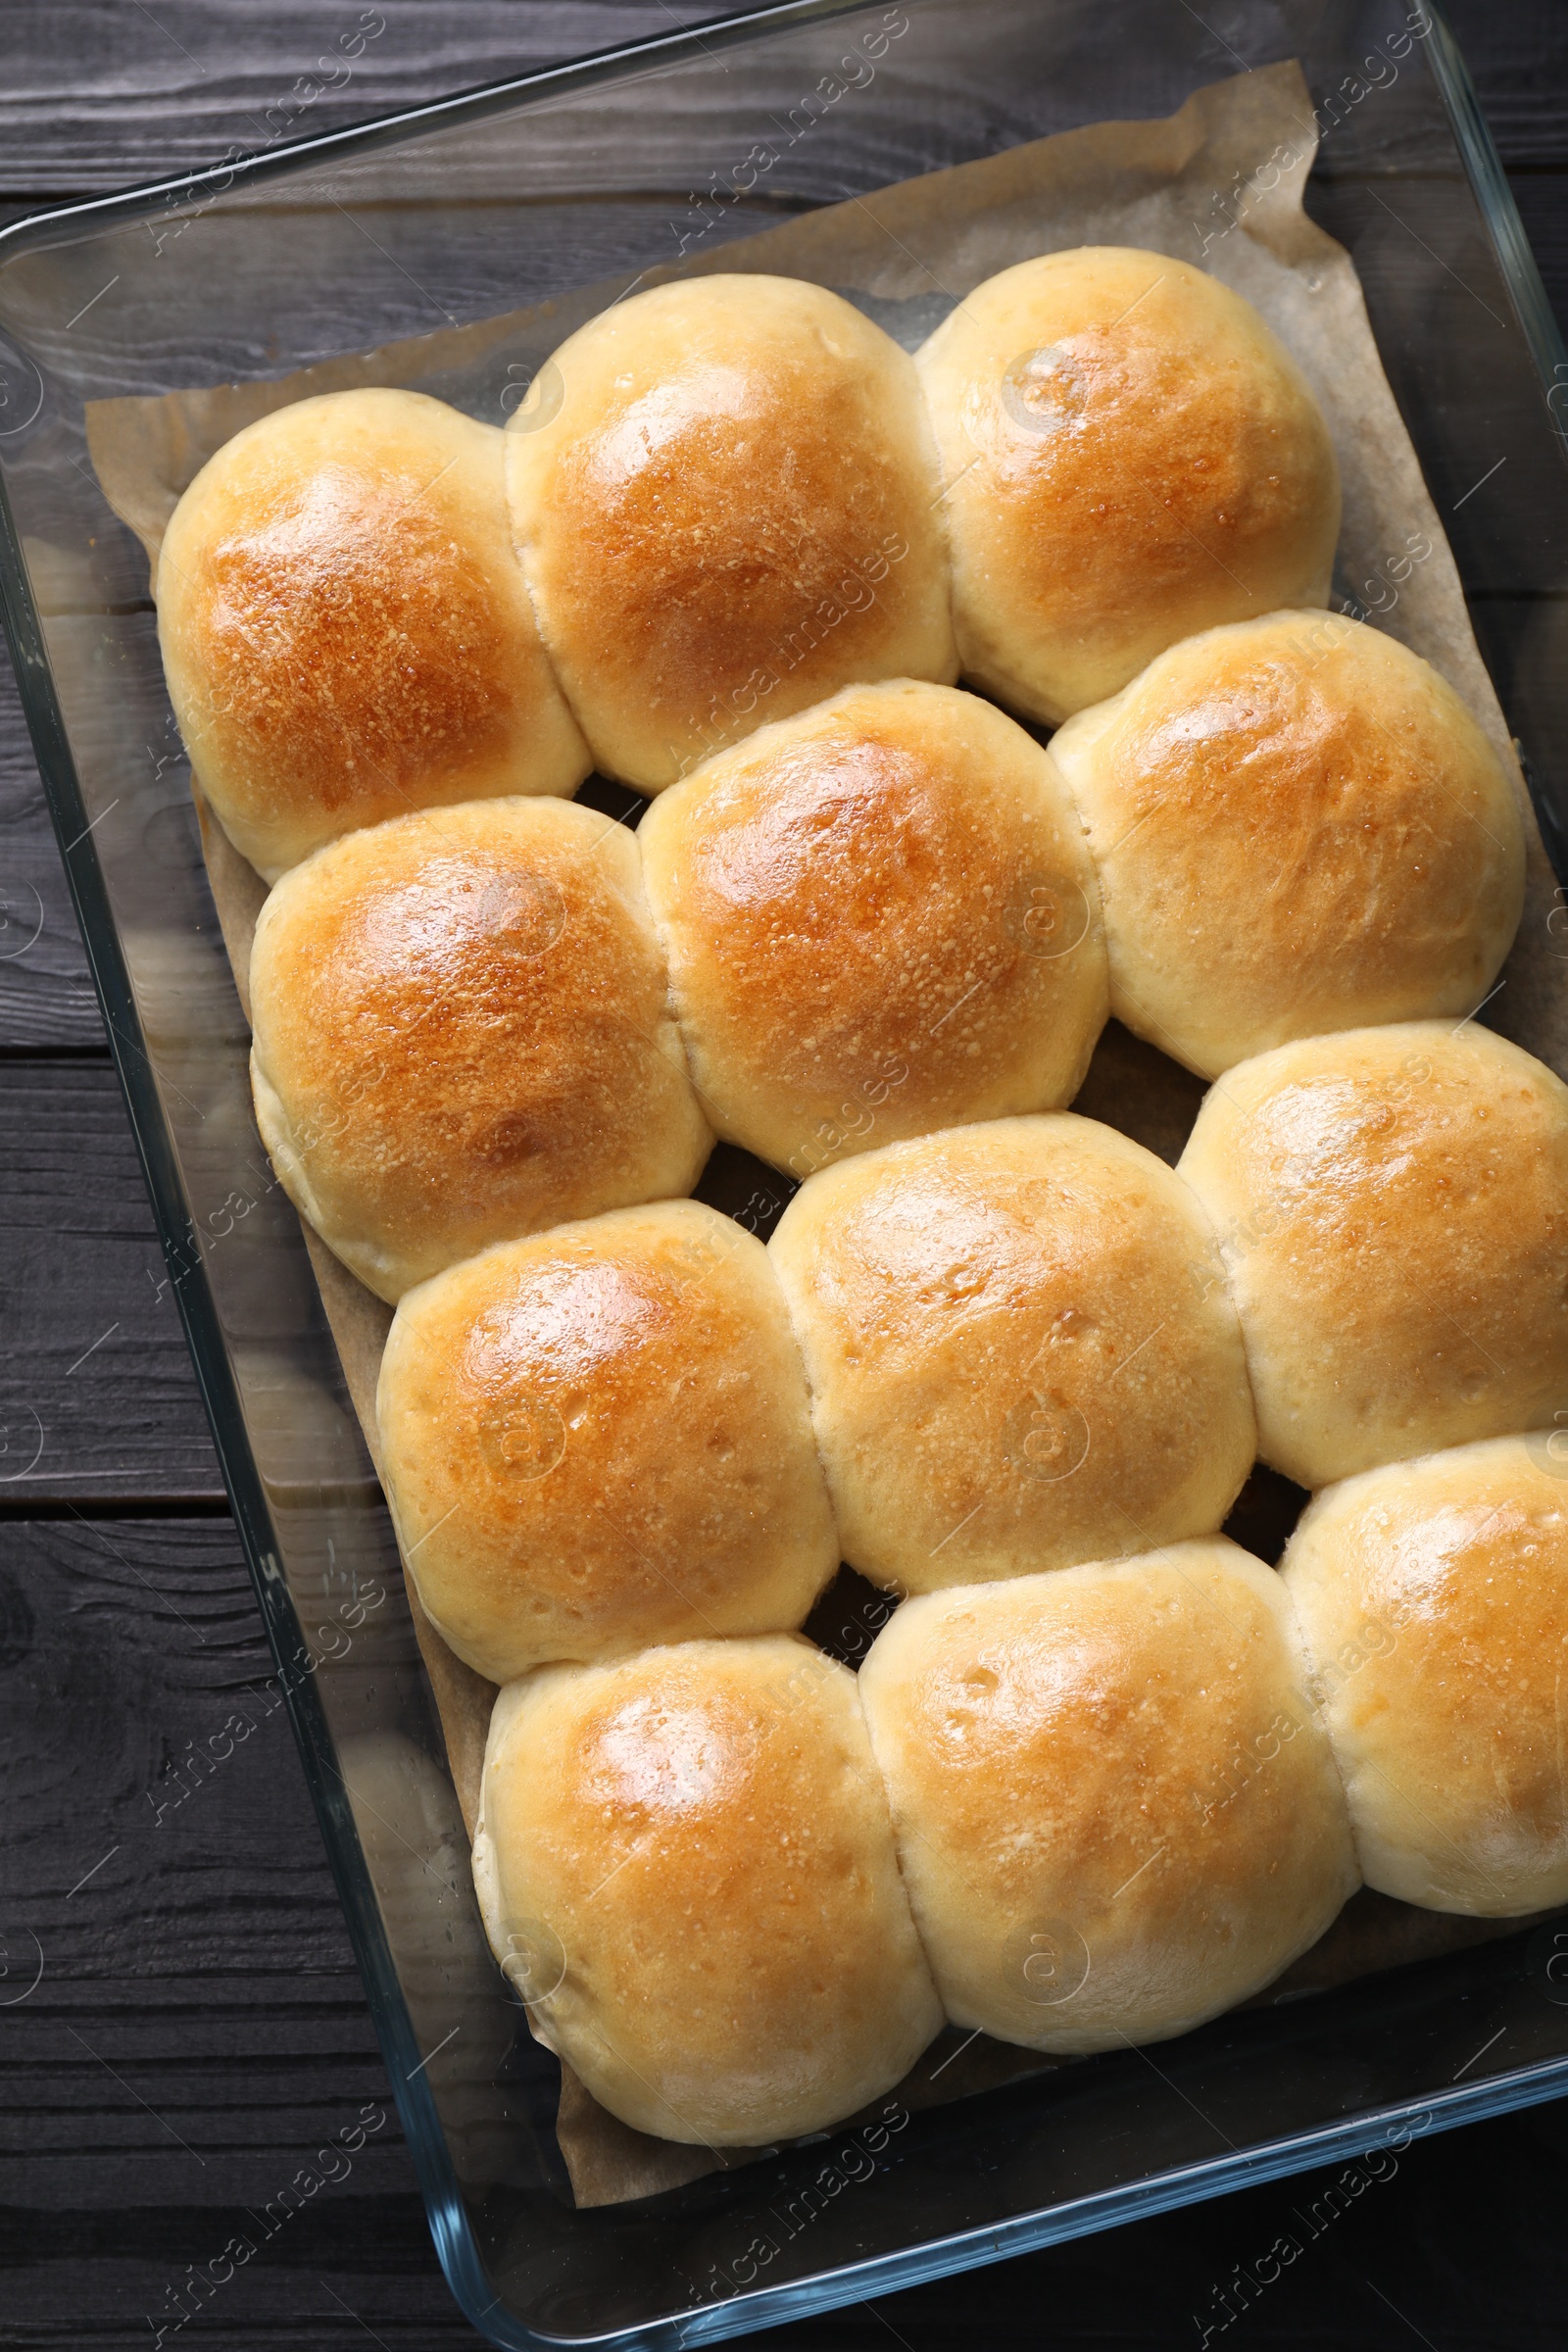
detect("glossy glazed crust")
[471,1638,945,2144]
[916,249,1340,724]
[376,1202,840,1682]
[506,275,958,791]
[1282,1436,1568,1917]
[638,679,1108,1175]
[858,1542,1358,2053]
[1048,612,1525,1078]
[767,1115,1256,1593]
[157,388,590,880]
[1176,1023,1568,1488]
[248,797,710,1301]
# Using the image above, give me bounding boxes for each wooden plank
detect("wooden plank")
[0,1511,386,2130]
[0,1057,221,1498]
[0,654,104,1051]
[0,1512,476,2345]
[1446,0,1568,168]
[0,0,742,195]
[0,0,1558,198]
[0,2202,482,2350]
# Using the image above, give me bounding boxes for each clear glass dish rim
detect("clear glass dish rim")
[0,3,1566,2343]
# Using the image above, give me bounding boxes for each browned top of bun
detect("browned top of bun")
[1050,612,1524,1076]
[916,249,1340,720]
[474,1637,943,2143]
[249,798,709,1299]
[768,1115,1254,1591]
[1177,1022,1568,1485]
[858,1542,1357,2051]
[158,389,587,878]
[1282,1435,1568,1913]
[639,681,1106,1170]
[508,275,956,789]
[377,1202,837,1682]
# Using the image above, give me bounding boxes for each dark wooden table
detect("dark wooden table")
[4,6,1568,2346]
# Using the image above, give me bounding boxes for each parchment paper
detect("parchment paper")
[86,60,1564,2209]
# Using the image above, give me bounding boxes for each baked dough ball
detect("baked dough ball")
[249,798,710,1302]
[472,1637,943,2143]
[376,1201,838,1682]
[638,680,1108,1175]
[858,1541,1357,2053]
[1282,1437,1568,1916]
[768,1116,1255,1593]
[1049,612,1525,1078]
[506,274,956,791]
[157,388,590,881]
[1177,1023,1568,1488]
[916,249,1340,723]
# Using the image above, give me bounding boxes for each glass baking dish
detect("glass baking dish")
[3,0,1568,2341]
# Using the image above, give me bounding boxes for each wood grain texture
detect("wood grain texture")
[0,0,742,195]
[1446,0,1568,168]
[0,1059,220,1500]
[0,0,1558,192]
[0,655,103,1052]
[0,1515,468,2347]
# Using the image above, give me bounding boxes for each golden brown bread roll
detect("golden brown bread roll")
[1047,612,1525,1078]
[506,275,956,792]
[916,249,1340,723]
[1176,1023,1568,1488]
[638,680,1108,1175]
[156,388,590,881]
[376,1201,839,1682]
[767,1116,1255,1593]
[472,1637,944,2143]
[858,1541,1358,2052]
[1281,1435,1568,1917]
[249,798,710,1302]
